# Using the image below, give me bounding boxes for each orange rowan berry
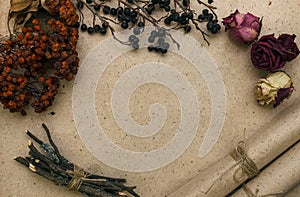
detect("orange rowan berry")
[47,92,54,97]
[7,58,13,65]
[25,32,33,40]
[21,39,27,45]
[7,91,13,96]
[25,56,32,63]
[35,48,44,56]
[4,67,11,73]
[27,40,34,46]
[43,100,50,106]
[6,75,12,81]
[17,34,24,41]
[45,79,52,86]
[61,51,68,58]
[5,39,12,46]
[32,19,39,25]
[40,42,46,49]
[22,27,27,34]
[8,84,14,91]
[8,100,15,108]
[34,25,41,31]
[2,92,7,97]
[19,94,25,100]
[45,52,52,59]
[31,53,36,60]
[41,95,48,101]
[27,27,33,32]
[17,77,23,83]
[2,72,7,77]
[41,35,48,42]
[60,42,67,48]
[38,77,45,82]
[66,73,74,81]
[32,63,39,69]
[20,82,26,88]
[52,43,59,51]
[52,52,60,57]
[61,61,68,68]
[18,57,25,64]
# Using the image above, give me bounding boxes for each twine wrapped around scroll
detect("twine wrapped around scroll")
[231,141,300,197]
[231,141,259,182]
[168,101,300,197]
[204,141,260,194]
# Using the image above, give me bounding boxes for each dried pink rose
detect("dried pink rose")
[222,10,262,43]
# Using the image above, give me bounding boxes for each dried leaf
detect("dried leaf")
[9,0,33,13]
[8,0,40,34]
[29,0,40,12]
[14,13,32,32]
[40,0,49,12]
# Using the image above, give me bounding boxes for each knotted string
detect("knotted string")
[204,141,259,194]
[67,165,89,191]
[231,141,259,182]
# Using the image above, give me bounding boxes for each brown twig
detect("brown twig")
[191,19,210,45]
[15,124,140,197]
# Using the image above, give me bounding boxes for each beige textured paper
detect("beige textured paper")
[0,1,300,197]
[232,142,300,197]
[169,101,300,197]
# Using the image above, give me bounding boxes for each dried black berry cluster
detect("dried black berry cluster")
[147,28,170,53]
[75,0,221,49]
[198,9,221,34]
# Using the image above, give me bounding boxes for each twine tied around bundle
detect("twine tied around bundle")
[231,141,259,182]
[204,141,259,194]
[67,165,89,191]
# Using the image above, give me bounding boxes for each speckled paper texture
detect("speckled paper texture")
[232,142,300,197]
[0,0,299,196]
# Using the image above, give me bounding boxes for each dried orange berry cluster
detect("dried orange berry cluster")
[0,0,79,115]
[45,0,79,26]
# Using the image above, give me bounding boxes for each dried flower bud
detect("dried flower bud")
[222,10,262,43]
[256,71,294,107]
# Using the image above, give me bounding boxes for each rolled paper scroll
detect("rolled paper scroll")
[231,141,300,197]
[169,101,300,197]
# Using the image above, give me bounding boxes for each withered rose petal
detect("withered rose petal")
[230,25,260,43]
[242,13,260,29]
[222,10,239,30]
[234,12,245,26]
[278,34,300,61]
[274,87,294,108]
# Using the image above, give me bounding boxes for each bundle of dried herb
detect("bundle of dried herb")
[15,124,140,197]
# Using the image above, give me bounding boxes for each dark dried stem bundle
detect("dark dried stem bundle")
[15,124,140,197]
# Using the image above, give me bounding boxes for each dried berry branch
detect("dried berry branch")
[1,0,80,115]
[76,0,221,52]
[15,124,140,197]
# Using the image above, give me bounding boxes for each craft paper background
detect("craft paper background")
[0,0,299,196]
